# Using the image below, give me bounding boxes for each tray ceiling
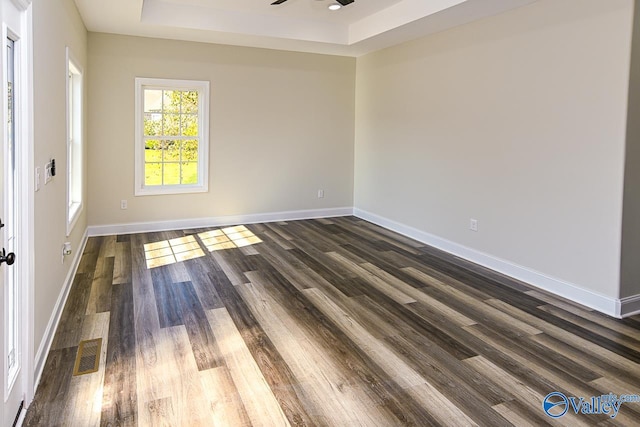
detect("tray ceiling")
[73,0,538,56]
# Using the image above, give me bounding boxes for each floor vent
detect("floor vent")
[73,338,102,376]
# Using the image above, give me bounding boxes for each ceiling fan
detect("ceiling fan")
[271,0,355,6]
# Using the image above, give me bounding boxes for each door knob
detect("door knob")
[0,248,15,266]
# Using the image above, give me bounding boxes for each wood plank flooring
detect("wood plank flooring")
[24,217,640,426]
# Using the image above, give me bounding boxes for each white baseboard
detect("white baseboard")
[15,407,25,427]
[79,206,638,326]
[353,208,633,319]
[33,229,89,391]
[619,294,640,318]
[87,207,354,237]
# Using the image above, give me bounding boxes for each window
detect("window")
[135,78,209,196]
[66,48,83,235]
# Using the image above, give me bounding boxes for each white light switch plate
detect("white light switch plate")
[35,167,40,191]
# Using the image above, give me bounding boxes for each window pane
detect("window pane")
[145,140,162,162]
[145,162,162,186]
[144,113,162,136]
[164,140,181,161]
[183,140,198,162]
[163,90,180,113]
[183,91,198,113]
[181,163,198,184]
[144,89,162,112]
[181,114,198,136]
[163,163,180,185]
[163,114,180,136]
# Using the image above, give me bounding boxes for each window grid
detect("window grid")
[135,78,209,196]
[67,48,83,236]
[144,89,192,186]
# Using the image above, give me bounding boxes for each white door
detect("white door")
[1,0,30,424]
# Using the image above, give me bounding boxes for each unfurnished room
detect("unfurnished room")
[0,0,638,425]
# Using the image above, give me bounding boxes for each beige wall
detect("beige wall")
[87,34,355,226]
[354,0,633,298]
[621,0,640,299]
[33,0,88,351]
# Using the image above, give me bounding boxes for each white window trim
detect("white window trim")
[10,0,31,12]
[66,47,82,236]
[134,77,210,196]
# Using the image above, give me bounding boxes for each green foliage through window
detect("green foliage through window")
[143,89,200,186]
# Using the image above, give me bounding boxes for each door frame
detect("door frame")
[17,3,33,405]
[2,0,33,413]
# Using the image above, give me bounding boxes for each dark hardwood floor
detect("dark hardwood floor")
[24,216,640,426]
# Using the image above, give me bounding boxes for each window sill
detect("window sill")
[67,202,83,236]
[135,184,208,197]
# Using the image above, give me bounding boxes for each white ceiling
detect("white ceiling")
[73,0,538,56]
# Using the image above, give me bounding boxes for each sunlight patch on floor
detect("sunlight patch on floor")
[198,225,262,251]
[144,235,205,268]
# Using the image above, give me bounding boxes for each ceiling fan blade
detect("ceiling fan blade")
[271,0,288,4]
[336,0,354,5]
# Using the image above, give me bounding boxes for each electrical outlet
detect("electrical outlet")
[470,219,478,232]
[62,242,72,263]
[317,189,324,199]
[120,199,128,210]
